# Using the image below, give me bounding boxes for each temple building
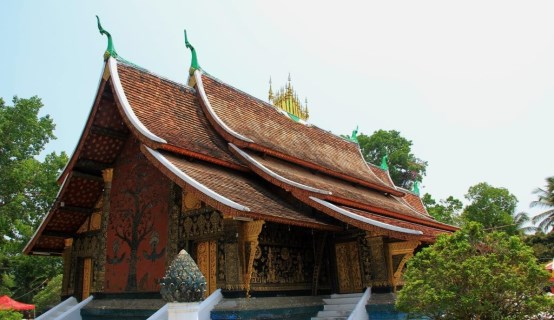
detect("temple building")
[24,21,457,309]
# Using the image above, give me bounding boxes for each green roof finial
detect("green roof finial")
[350,126,359,143]
[96,15,118,60]
[412,180,421,196]
[184,30,200,72]
[380,154,389,171]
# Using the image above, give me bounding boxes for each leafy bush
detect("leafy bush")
[396,222,554,319]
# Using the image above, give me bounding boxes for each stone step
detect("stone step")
[322,297,360,305]
[323,303,357,311]
[316,310,351,317]
[330,292,363,299]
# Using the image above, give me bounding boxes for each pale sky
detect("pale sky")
[2,1,553,223]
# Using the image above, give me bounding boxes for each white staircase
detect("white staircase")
[36,296,93,320]
[311,292,363,320]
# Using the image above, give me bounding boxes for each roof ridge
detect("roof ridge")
[202,72,367,144]
[397,186,420,197]
[116,59,196,94]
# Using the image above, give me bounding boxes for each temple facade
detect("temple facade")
[24,24,457,303]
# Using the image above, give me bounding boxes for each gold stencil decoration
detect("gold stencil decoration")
[280,247,290,261]
[183,192,201,210]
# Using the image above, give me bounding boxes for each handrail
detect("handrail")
[58,295,94,320]
[146,289,223,320]
[35,296,77,320]
[348,287,371,320]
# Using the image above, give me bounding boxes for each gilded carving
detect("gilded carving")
[217,240,226,281]
[182,209,223,239]
[167,184,181,267]
[240,220,264,297]
[69,232,103,293]
[224,242,243,290]
[335,241,363,293]
[96,167,113,291]
[387,240,420,291]
[365,234,389,287]
[182,191,201,210]
[358,235,373,287]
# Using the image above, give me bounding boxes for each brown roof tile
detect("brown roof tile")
[117,62,240,166]
[368,164,396,188]
[200,74,395,191]
[340,206,449,241]
[401,192,430,216]
[145,148,339,231]
[237,149,434,222]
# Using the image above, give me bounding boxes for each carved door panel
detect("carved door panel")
[335,241,363,293]
[197,240,217,297]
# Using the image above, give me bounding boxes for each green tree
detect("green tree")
[396,222,553,319]
[531,176,554,233]
[0,96,67,302]
[462,182,519,235]
[0,310,23,320]
[524,231,554,264]
[357,130,427,188]
[33,274,63,313]
[422,194,462,225]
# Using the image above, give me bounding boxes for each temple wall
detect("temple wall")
[104,138,171,293]
[63,233,104,296]
[175,189,330,294]
[250,223,320,292]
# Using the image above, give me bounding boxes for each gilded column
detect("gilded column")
[240,220,264,297]
[96,168,113,292]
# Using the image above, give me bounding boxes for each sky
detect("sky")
[1,1,553,223]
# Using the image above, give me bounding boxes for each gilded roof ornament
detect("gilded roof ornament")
[184,30,200,72]
[96,16,118,60]
[380,154,389,171]
[269,74,309,121]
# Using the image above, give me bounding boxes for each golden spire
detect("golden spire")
[268,74,309,121]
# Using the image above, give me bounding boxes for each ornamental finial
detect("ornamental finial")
[268,77,274,102]
[96,16,118,60]
[380,154,389,171]
[184,30,200,72]
[350,126,359,143]
[412,180,421,196]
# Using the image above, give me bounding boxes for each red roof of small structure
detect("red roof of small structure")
[0,295,35,311]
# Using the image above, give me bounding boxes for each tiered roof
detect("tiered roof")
[25,27,456,255]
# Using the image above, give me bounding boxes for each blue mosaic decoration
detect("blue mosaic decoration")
[160,249,206,302]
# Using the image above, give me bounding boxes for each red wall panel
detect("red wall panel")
[105,138,170,292]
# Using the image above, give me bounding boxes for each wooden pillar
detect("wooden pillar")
[96,168,113,292]
[364,233,389,287]
[311,232,327,295]
[239,220,264,297]
[61,238,73,296]
[387,241,420,292]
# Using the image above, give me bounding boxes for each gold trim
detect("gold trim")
[239,220,264,297]
[387,240,420,292]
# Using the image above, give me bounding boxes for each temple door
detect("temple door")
[335,241,363,293]
[197,240,217,297]
[75,257,92,300]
